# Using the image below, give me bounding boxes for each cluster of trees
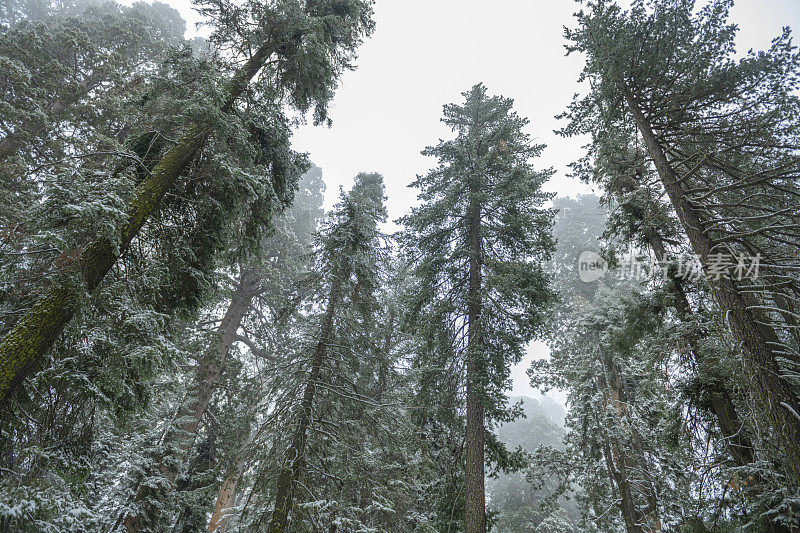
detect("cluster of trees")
[0,1,556,530]
[526,1,800,531]
[1,0,799,532]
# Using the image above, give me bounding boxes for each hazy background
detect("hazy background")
[142,0,800,404]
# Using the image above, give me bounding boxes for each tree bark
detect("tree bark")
[596,364,644,533]
[601,434,644,533]
[620,82,800,484]
[203,357,259,533]
[619,191,789,532]
[464,181,485,533]
[0,41,275,404]
[641,228,756,467]
[180,273,258,441]
[208,450,249,533]
[267,271,346,533]
[119,272,259,532]
[598,354,661,532]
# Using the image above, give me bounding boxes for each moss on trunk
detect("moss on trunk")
[0,39,276,404]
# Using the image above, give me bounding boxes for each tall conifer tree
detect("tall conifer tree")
[561,0,800,484]
[400,84,555,532]
[0,0,375,403]
[268,172,388,532]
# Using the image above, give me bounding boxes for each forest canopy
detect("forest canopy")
[1,0,799,532]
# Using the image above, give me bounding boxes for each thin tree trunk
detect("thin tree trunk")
[642,229,756,466]
[0,41,275,404]
[464,184,485,533]
[601,434,644,533]
[267,271,346,533]
[596,364,644,533]
[622,195,789,532]
[120,271,259,532]
[620,83,800,483]
[375,308,395,401]
[601,354,661,532]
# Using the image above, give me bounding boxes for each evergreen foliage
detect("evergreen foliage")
[400,83,556,532]
[1,0,798,531]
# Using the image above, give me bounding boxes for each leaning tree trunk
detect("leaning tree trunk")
[599,353,661,532]
[639,224,757,467]
[208,472,238,533]
[641,159,795,533]
[464,183,486,533]
[205,423,258,533]
[178,271,260,443]
[119,270,260,532]
[208,442,251,533]
[267,271,346,533]
[611,364,660,531]
[620,192,792,531]
[620,83,800,483]
[596,361,644,533]
[0,41,275,404]
[600,434,644,533]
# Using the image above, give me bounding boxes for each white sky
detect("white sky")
[165,0,800,405]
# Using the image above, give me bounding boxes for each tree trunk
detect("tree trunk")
[267,271,346,533]
[208,451,249,533]
[180,273,258,441]
[649,228,794,533]
[0,41,274,404]
[120,270,259,532]
[623,197,790,531]
[596,365,645,533]
[620,83,800,483]
[597,354,661,532]
[205,427,258,533]
[174,426,220,533]
[611,363,660,531]
[642,229,756,467]
[464,184,485,533]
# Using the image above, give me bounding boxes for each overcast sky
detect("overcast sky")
[165,0,800,404]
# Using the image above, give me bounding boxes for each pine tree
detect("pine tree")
[561,0,800,485]
[580,149,798,531]
[0,0,376,403]
[400,84,555,532]
[536,286,694,533]
[267,172,388,531]
[529,201,693,531]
